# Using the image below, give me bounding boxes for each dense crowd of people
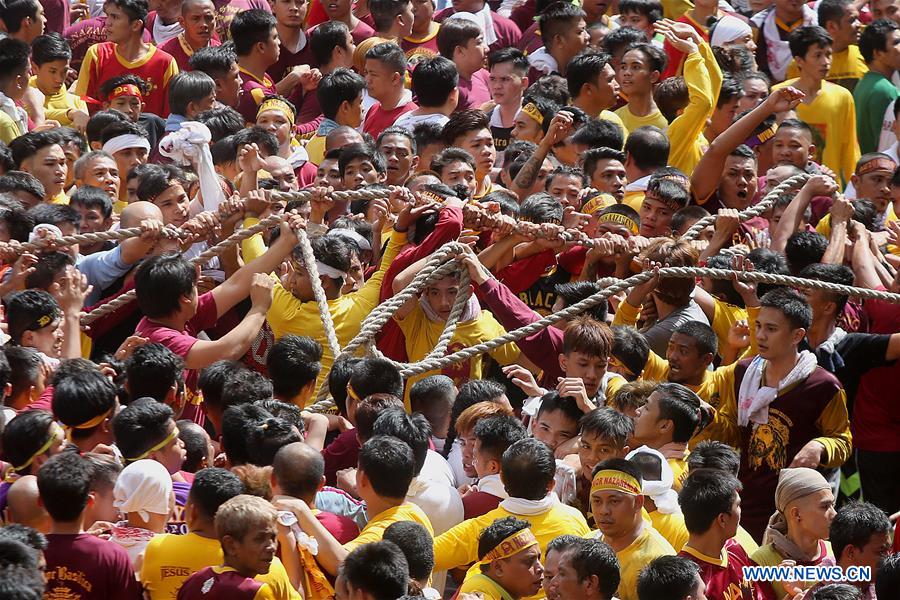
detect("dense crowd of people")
[0,0,899,598]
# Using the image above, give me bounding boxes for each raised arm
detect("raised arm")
[770,176,838,252]
[509,111,573,200]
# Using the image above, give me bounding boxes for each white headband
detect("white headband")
[710,15,752,47]
[326,228,372,252]
[625,446,682,515]
[316,261,348,280]
[102,134,151,156]
[113,459,173,523]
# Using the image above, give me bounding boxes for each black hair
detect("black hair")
[602,26,647,57]
[365,41,408,75]
[431,147,476,176]
[537,390,586,425]
[266,335,322,400]
[443,110,491,147]
[442,378,508,458]
[317,68,367,121]
[0,173,43,206]
[377,126,417,155]
[520,192,563,225]
[22,251,73,291]
[410,56,459,108]
[409,374,455,415]
[188,467,246,520]
[789,25,833,59]
[85,110,127,146]
[134,252,197,318]
[555,281,608,322]
[525,74,571,106]
[829,502,892,561]
[97,74,150,100]
[860,18,900,63]
[26,204,79,233]
[349,357,404,399]
[653,383,701,443]
[3,347,41,405]
[106,0,149,22]
[51,369,117,439]
[111,397,175,461]
[358,435,416,499]
[810,584,864,600]
[548,534,583,554]
[622,41,667,74]
[570,118,624,151]
[125,342,184,403]
[1,410,55,475]
[817,0,851,26]
[798,263,855,314]
[220,403,274,466]
[759,287,813,330]
[198,360,248,414]
[255,399,304,435]
[69,185,113,220]
[177,420,210,472]
[0,524,47,554]
[310,20,351,65]
[540,1,587,43]
[501,438,555,500]
[582,147,627,179]
[372,408,431,476]
[717,76,744,110]
[477,516,531,560]
[383,521,435,583]
[624,126,669,171]
[436,17,482,58]
[168,71,216,116]
[488,47,529,73]
[784,230,828,275]
[412,121,444,153]
[0,39,29,99]
[31,33,72,66]
[99,119,147,146]
[876,553,900,600]
[565,538,621,599]
[0,0,39,34]
[473,414,527,462]
[189,42,237,79]
[671,321,718,357]
[592,456,643,482]
[637,555,701,600]
[566,51,612,99]
[230,9,277,56]
[135,163,185,203]
[579,407,633,446]
[611,325,650,381]
[678,468,742,533]
[36,451,94,522]
[4,289,60,344]
[328,356,361,418]
[341,540,410,600]
[9,131,63,169]
[221,369,274,408]
[246,416,301,467]
[369,0,411,31]
[193,106,244,141]
[687,440,740,476]
[338,143,387,177]
[619,0,662,22]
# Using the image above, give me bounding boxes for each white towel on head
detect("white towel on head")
[446,7,498,47]
[710,15,752,47]
[114,460,173,523]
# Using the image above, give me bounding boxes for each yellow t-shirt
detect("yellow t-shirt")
[265,229,407,399]
[614,104,669,135]
[29,76,88,127]
[396,307,520,394]
[434,502,590,575]
[622,190,645,212]
[608,525,677,600]
[600,109,626,135]
[750,541,834,600]
[50,191,69,205]
[458,573,515,600]
[734,525,760,556]
[139,532,301,600]
[306,135,326,166]
[771,79,860,185]
[344,502,434,552]
[711,299,748,363]
[648,510,689,552]
[667,43,721,176]
[0,110,24,144]
[668,456,690,491]
[785,45,867,89]
[661,0,693,19]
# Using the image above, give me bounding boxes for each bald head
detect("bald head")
[119,201,165,228]
[7,476,51,533]
[272,442,325,502]
[326,126,364,152]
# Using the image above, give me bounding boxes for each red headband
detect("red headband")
[108,84,142,101]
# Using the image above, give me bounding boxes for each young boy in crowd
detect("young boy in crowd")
[614,43,668,133]
[175,494,286,599]
[306,68,367,165]
[29,33,89,130]
[443,109,498,199]
[464,414,527,518]
[75,0,179,118]
[773,26,860,185]
[38,452,143,599]
[458,517,545,599]
[362,42,417,138]
[338,143,387,190]
[677,468,758,599]
[437,18,491,112]
[394,56,459,131]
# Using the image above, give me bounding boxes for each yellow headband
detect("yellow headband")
[857,157,897,176]
[481,528,539,563]
[597,211,639,235]
[63,407,115,442]
[581,193,615,217]
[12,424,63,473]
[125,425,179,463]
[520,102,544,126]
[608,355,635,377]
[346,383,362,405]
[418,189,447,205]
[258,98,296,126]
[591,469,641,496]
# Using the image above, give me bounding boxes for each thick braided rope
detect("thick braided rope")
[269,188,391,204]
[394,264,900,377]
[0,225,186,257]
[679,172,812,241]
[295,229,342,360]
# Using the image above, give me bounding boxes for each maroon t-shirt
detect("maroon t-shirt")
[178,566,264,599]
[158,36,223,71]
[362,99,418,138]
[315,510,360,544]
[322,429,361,486]
[457,69,492,112]
[462,490,503,519]
[44,533,143,600]
[270,35,317,83]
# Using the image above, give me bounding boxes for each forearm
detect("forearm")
[275,74,299,97]
[62,313,83,359]
[477,236,520,272]
[185,309,266,369]
[771,191,812,252]
[217,235,295,311]
[510,140,551,199]
[852,237,882,289]
[822,221,847,264]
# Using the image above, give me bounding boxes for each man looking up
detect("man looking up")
[589,457,675,600]
[76,0,179,118]
[458,517,545,599]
